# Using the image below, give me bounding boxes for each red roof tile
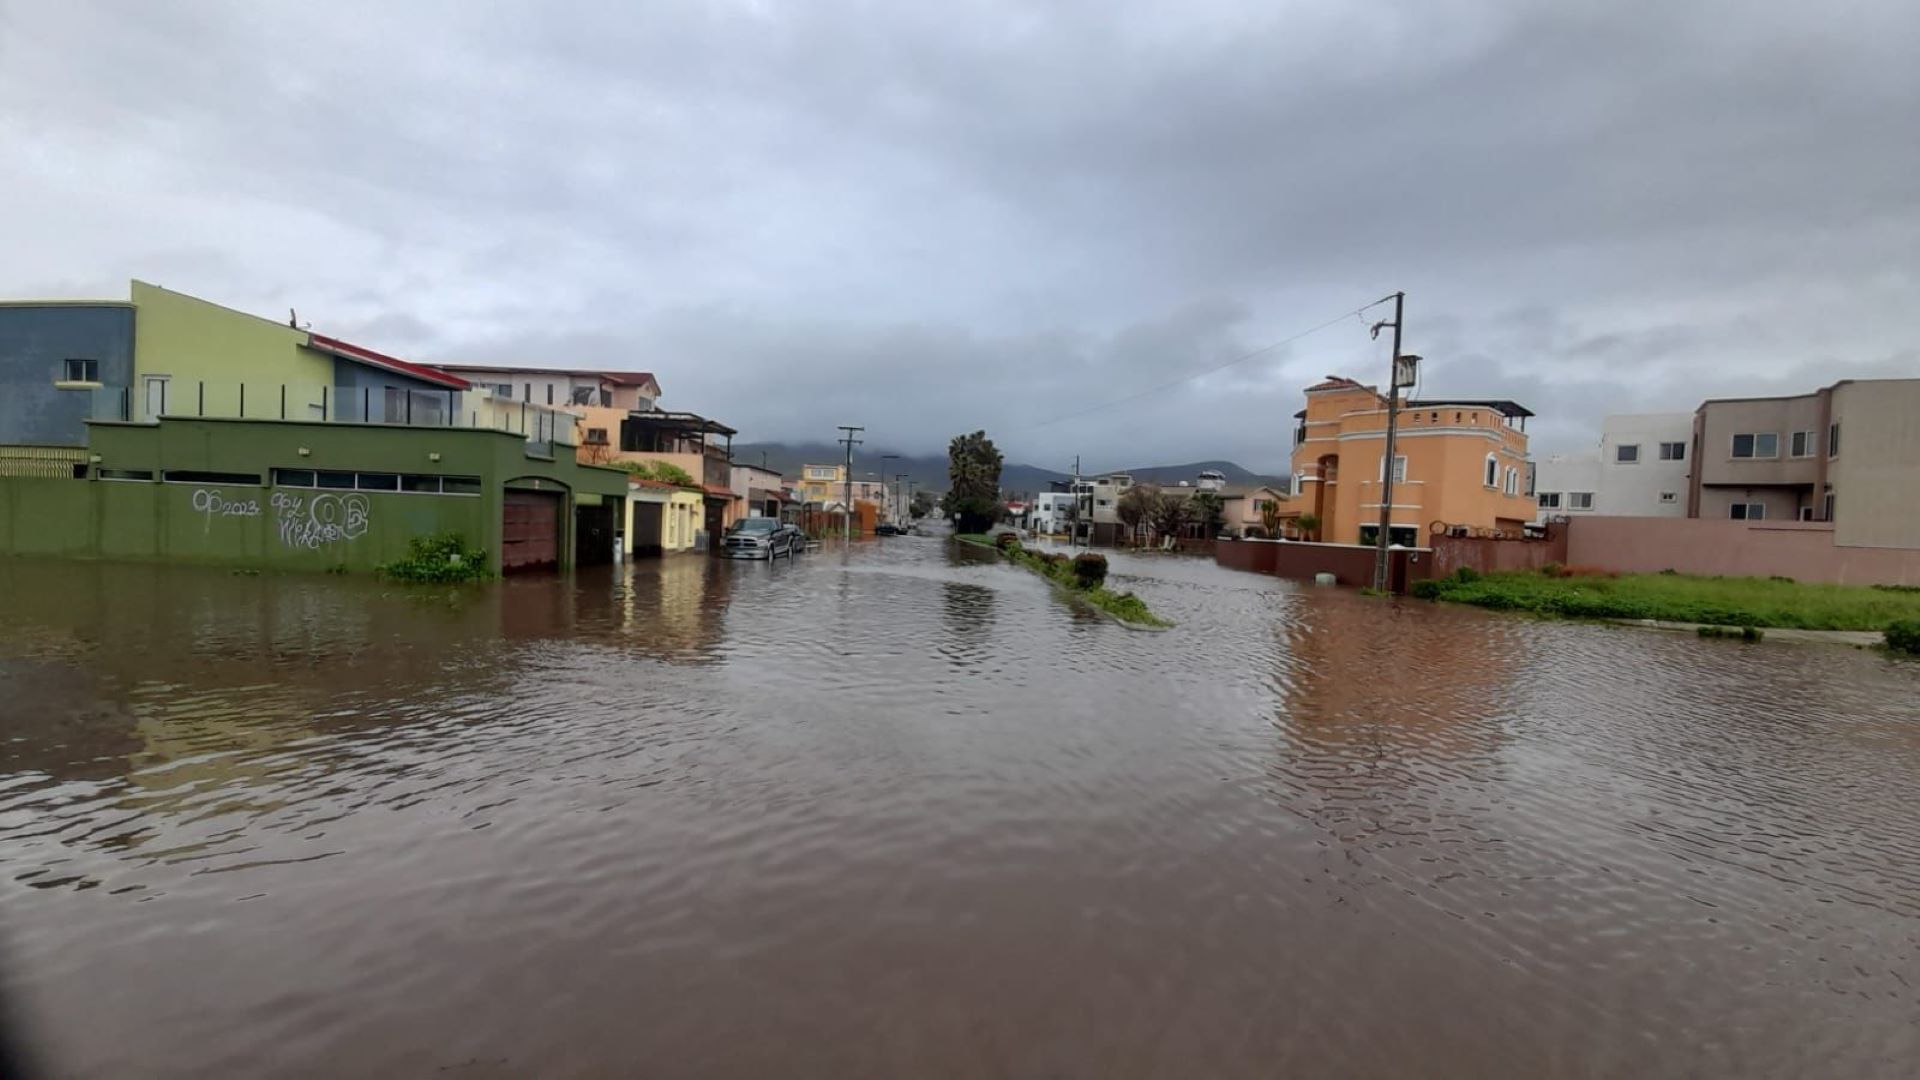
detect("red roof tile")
[308,333,470,390]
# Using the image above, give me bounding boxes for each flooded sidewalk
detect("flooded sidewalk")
[2,543,1917,1078]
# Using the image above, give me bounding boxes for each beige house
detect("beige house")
[1690,378,1920,547]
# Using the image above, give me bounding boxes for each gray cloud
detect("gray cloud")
[3,0,1913,474]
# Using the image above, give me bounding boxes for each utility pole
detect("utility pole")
[894,472,909,524]
[1072,454,1082,548]
[1369,291,1415,593]
[881,454,898,524]
[837,425,864,541]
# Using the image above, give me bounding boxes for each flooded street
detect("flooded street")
[2,539,1918,1078]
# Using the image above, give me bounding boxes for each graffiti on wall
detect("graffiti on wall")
[191,488,262,521]
[270,492,371,549]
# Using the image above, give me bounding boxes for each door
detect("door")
[143,375,171,421]
[502,490,563,573]
[574,502,614,566]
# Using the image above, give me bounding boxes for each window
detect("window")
[162,470,261,485]
[442,476,481,496]
[585,427,609,445]
[1731,433,1778,459]
[356,473,399,491]
[316,471,356,489]
[1658,441,1686,461]
[1828,423,1840,457]
[493,383,514,398]
[1568,492,1594,510]
[1483,454,1498,487]
[1659,492,1678,504]
[1097,498,1112,508]
[1378,455,1407,484]
[97,469,153,482]
[1789,430,1817,458]
[1730,502,1766,521]
[1798,506,1815,521]
[1615,443,1640,463]
[523,383,532,401]
[1537,492,1562,509]
[1823,491,1836,521]
[1504,467,1519,496]
[1358,524,1419,547]
[61,358,100,383]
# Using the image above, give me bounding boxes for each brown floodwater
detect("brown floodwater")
[1,538,1917,1078]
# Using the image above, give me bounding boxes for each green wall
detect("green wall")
[130,281,332,411]
[0,417,630,574]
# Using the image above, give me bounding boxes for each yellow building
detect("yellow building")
[1290,376,1535,545]
[625,478,707,555]
[796,463,844,505]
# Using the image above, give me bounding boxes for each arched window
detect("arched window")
[1504,467,1518,496]
[1484,454,1498,488]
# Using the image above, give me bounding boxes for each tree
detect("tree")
[1148,490,1190,543]
[1259,497,1283,537]
[1116,484,1155,544]
[946,430,1004,533]
[1294,512,1321,541]
[910,490,935,519]
[1188,491,1224,536]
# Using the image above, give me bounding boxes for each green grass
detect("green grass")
[961,536,1171,627]
[1415,568,1920,631]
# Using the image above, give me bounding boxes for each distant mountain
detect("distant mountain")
[731,443,1281,498]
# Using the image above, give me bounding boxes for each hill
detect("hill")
[730,444,1283,497]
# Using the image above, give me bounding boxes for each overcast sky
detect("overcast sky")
[3,0,1913,473]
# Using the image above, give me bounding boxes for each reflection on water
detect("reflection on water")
[1,545,1917,1079]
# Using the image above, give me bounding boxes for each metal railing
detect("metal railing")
[0,445,88,478]
[87,381,576,448]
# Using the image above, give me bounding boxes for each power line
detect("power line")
[1008,296,1396,436]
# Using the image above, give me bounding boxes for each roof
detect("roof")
[624,410,737,437]
[747,486,787,503]
[307,334,470,390]
[1406,398,1535,419]
[703,484,739,500]
[627,476,685,492]
[1305,375,1372,393]
[438,363,660,388]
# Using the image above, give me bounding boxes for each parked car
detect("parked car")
[722,517,805,560]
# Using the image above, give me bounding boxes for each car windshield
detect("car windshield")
[732,517,778,534]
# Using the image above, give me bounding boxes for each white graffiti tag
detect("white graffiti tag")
[270,491,371,549]
[191,488,262,521]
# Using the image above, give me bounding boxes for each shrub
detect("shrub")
[994,531,1021,552]
[1243,525,1268,539]
[1409,579,1444,600]
[1873,583,1920,594]
[1450,566,1481,584]
[1072,552,1109,589]
[377,532,493,584]
[1887,620,1920,655]
[1541,562,1565,578]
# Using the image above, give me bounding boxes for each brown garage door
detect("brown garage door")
[502,490,562,573]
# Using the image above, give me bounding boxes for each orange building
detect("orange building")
[1289,376,1535,545]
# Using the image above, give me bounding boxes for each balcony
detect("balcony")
[86,380,577,454]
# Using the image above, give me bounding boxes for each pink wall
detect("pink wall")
[1566,517,1920,586]
[1427,527,1567,578]
[1216,539,1419,590]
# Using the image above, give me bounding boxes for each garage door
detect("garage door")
[502,490,562,573]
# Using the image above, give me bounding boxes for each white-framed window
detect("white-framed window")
[1659,441,1686,461]
[1483,454,1498,487]
[1378,454,1407,484]
[1789,430,1818,458]
[61,358,100,383]
[1823,491,1836,521]
[1659,492,1678,503]
[1731,432,1779,459]
[1537,492,1562,509]
[1730,502,1766,521]
[1568,492,1594,510]
[1503,467,1519,496]
[1615,443,1641,463]
[1828,423,1840,457]
[492,383,513,397]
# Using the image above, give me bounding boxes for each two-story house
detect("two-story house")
[1690,378,1920,547]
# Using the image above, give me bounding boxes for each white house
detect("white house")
[1030,490,1078,534]
[1535,413,1693,521]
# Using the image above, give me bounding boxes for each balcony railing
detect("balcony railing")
[87,381,576,449]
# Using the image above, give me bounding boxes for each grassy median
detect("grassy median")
[957,534,1170,628]
[1412,567,1920,632]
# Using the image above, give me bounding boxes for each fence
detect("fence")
[1426,525,1568,578]
[1216,537,1426,591]
[87,381,576,450]
[0,445,88,479]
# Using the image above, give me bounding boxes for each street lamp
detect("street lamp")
[880,454,898,522]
